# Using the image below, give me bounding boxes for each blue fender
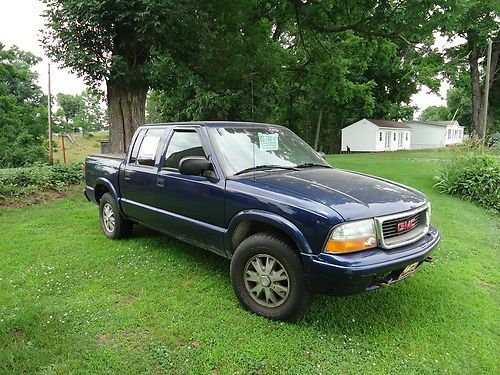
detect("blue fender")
[225,209,313,255]
[94,177,125,216]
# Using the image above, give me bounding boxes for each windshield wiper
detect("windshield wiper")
[234,164,298,176]
[295,163,332,169]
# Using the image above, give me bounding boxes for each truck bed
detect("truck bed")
[85,154,126,196]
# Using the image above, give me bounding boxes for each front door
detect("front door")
[384,131,391,150]
[120,128,165,226]
[398,132,404,148]
[155,128,226,255]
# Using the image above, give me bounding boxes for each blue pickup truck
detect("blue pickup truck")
[84,122,440,321]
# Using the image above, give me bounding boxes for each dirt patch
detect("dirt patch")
[477,278,494,291]
[0,185,81,209]
[114,291,139,306]
[97,333,112,346]
[96,330,147,353]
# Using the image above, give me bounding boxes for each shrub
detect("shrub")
[0,163,83,201]
[434,152,500,213]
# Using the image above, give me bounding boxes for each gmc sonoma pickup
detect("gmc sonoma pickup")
[85,122,440,321]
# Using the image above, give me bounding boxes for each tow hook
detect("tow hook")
[424,256,434,263]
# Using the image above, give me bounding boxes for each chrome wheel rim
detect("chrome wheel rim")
[244,254,290,308]
[102,203,115,233]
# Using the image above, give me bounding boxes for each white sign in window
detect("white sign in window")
[258,133,279,151]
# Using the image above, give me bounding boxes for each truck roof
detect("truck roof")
[139,121,285,129]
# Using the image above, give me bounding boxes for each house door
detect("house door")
[384,132,391,150]
[398,132,403,148]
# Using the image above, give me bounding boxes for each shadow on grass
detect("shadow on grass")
[125,224,447,333]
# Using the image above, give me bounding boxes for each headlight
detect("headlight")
[325,219,377,254]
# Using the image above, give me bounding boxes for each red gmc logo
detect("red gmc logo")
[397,218,417,232]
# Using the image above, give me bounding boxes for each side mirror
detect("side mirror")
[317,151,326,158]
[137,156,155,166]
[178,156,213,177]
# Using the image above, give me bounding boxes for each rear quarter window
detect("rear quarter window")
[130,128,164,166]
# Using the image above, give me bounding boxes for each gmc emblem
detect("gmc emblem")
[397,218,417,232]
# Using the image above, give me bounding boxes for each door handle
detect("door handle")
[156,178,165,188]
[124,171,131,181]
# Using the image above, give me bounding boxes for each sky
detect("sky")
[1,0,452,116]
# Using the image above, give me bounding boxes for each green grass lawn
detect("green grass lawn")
[1,149,498,374]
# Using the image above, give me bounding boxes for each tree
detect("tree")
[438,0,499,138]
[420,106,451,122]
[147,1,443,153]
[54,93,83,133]
[74,89,107,135]
[54,90,107,135]
[42,0,197,152]
[0,43,47,167]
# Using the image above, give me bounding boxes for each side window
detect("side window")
[405,132,408,141]
[129,130,146,164]
[393,133,396,141]
[163,130,206,169]
[379,132,382,141]
[135,128,164,166]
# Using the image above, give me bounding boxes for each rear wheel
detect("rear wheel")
[99,193,132,239]
[230,232,312,322]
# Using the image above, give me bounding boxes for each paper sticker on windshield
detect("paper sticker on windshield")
[258,133,279,151]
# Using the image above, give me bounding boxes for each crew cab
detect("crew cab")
[84,122,440,321]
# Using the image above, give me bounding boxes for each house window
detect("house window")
[379,132,383,141]
[448,129,451,139]
[393,133,396,141]
[405,132,408,141]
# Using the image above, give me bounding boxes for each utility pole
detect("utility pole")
[481,38,493,143]
[48,63,54,164]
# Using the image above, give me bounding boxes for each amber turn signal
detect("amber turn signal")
[325,236,377,254]
[324,219,377,254]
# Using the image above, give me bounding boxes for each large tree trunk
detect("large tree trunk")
[107,80,148,153]
[467,32,483,137]
[467,32,500,138]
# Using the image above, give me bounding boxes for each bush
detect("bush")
[0,163,83,201]
[434,152,500,213]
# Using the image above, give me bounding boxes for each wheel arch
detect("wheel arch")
[94,177,119,205]
[226,210,313,256]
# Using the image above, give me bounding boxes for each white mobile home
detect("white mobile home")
[406,120,464,149]
[341,118,412,152]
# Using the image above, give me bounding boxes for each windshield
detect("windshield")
[209,126,329,176]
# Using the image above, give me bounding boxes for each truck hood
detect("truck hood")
[250,168,427,221]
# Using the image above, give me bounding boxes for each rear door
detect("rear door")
[155,128,226,255]
[119,128,166,225]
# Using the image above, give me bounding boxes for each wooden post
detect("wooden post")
[61,134,67,164]
[48,63,53,164]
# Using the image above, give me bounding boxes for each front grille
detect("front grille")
[376,205,429,249]
[382,210,426,239]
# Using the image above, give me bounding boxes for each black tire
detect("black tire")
[99,193,133,239]
[230,231,312,322]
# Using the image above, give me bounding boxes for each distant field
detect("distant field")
[53,132,109,164]
[0,149,498,374]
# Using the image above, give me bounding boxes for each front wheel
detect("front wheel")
[99,193,132,239]
[230,232,312,322]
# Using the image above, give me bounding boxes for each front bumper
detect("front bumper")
[302,225,440,296]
